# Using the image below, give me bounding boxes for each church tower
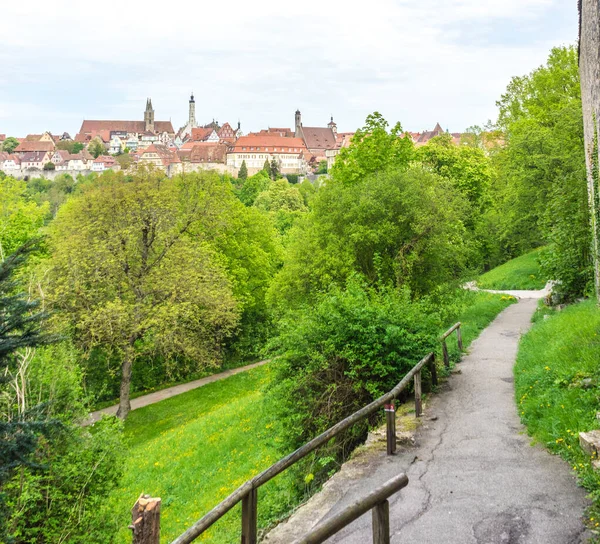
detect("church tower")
[295,109,302,138]
[189,93,196,129]
[144,98,155,132]
[328,115,337,135]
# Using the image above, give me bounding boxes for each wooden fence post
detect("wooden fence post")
[457,325,463,352]
[130,494,161,544]
[385,403,396,455]
[241,487,258,544]
[372,500,390,544]
[428,355,438,387]
[442,339,449,369]
[414,371,422,418]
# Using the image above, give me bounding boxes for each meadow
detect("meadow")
[477,247,546,290]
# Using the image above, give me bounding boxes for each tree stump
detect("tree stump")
[131,494,161,544]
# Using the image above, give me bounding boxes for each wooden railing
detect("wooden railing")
[161,322,462,544]
[291,473,409,544]
[440,321,462,368]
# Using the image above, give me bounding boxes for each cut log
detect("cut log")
[130,494,161,544]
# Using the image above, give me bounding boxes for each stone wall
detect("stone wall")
[5,169,93,181]
[579,0,600,297]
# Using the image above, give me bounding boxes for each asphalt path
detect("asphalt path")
[270,296,591,543]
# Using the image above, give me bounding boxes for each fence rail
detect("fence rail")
[291,473,409,544]
[152,322,462,544]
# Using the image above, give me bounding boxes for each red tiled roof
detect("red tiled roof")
[191,127,216,141]
[79,120,175,135]
[230,135,307,153]
[141,144,180,166]
[300,127,337,150]
[181,142,228,164]
[15,140,55,153]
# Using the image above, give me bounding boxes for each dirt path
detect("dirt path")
[266,297,590,543]
[84,360,269,425]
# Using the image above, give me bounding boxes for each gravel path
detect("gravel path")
[267,297,591,543]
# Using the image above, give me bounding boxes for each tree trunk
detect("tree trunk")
[117,354,134,420]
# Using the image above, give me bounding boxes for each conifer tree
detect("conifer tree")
[238,160,248,180]
[270,158,280,180]
[0,240,57,538]
[263,158,270,174]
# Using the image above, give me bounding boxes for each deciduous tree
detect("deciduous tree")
[48,167,241,419]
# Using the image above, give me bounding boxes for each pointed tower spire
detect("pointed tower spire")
[144,98,155,132]
[189,92,196,129]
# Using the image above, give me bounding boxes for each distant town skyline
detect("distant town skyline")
[0,0,577,137]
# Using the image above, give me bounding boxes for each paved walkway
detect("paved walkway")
[267,297,590,543]
[84,360,269,425]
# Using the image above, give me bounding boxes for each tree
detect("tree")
[43,161,55,171]
[0,241,58,539]
[493,45,591,299]
[268,167,470,310]
[116,152,133,170]
[87,138,105,159]
[237,170,271,206]
[269,157,280,180]
[56,140,84,154]
[0,176,49,260]
[1,137,19,154]
[263,158,270,175]
[48,168,241,419]
[330,112,414,185]
[317,160,328,174]
[238,160,248,180]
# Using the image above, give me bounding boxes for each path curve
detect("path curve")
[266,297,590,543]
[84,360,269,425]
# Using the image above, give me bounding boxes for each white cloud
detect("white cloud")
[0,0,578,136]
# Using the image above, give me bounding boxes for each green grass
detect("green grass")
[477,247,547,290]
[103,364,300,543]
[515,299,600,533]
[101,290,515,543]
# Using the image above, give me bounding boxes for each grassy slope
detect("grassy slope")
[105,364,299,543]
[515,299,600,528]
[477,247,546,290]
[103,290,515,543]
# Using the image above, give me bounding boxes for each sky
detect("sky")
[0,0,578,137]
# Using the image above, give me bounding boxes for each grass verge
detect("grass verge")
[515,299,600,535]
[478,247,546,290]
[103,364,300,543]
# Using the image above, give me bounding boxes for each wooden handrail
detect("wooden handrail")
[171,322,462,544]
[291,473,409,544]
[440,321,463,368]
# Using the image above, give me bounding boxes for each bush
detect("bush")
[267,277,439,480]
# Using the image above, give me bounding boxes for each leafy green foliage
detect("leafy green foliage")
[56,140,84,154]
[268,278,439,474]
[254,179,307,235]
[477,247,547,290]
[238,159,248,180]
[48,168,241,418]
[330,112,414,185]
[237,170,271,206]
[87,138,105,159]
[515,299,600,523]
[492,46,591,299]
[0,177,49,260]
[268,167,471,309]
[1,137,19,154]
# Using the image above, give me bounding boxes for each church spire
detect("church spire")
[189,92,196,128]
[144,98,155,132]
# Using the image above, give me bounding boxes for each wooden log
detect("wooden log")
[429,355,438,387]
[385,403,396,455]
[241,487,258,544]
[130,494,161,544]
[414,371,422,418]
[442,339,449,369]
[372,500,390,544]
[292,474,408,544]
[457,325,463,352]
